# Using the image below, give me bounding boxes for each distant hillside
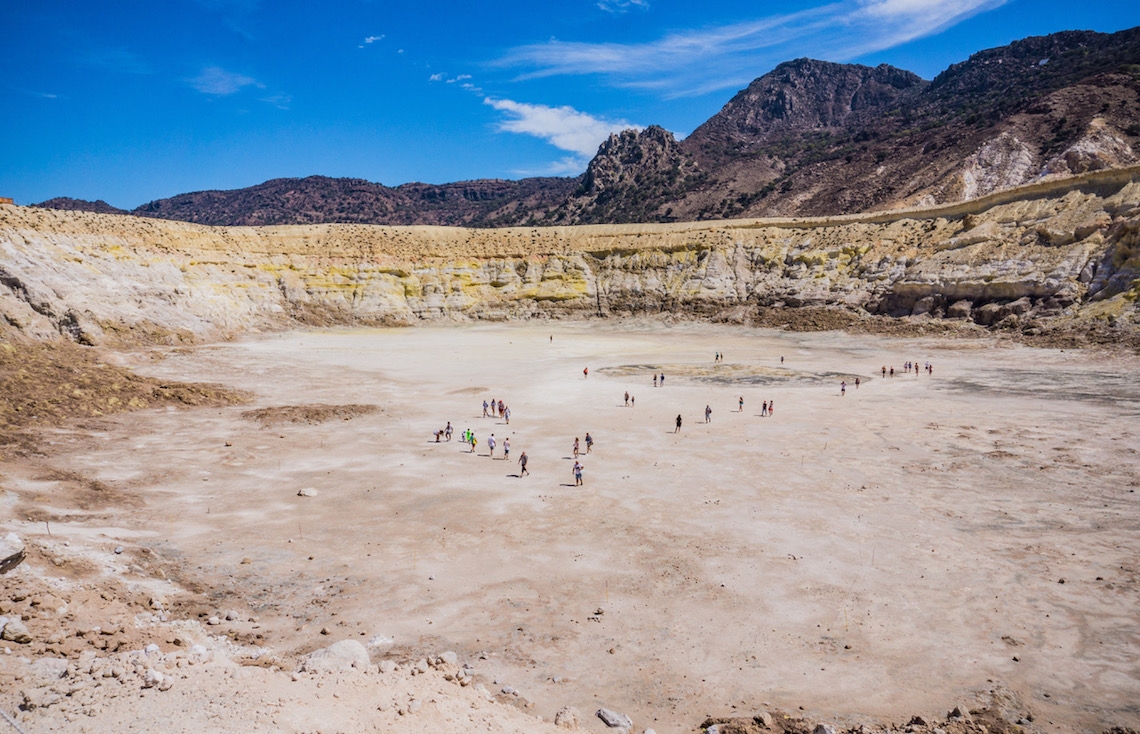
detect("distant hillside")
[36,198,129,216]
[129,176,577,227]
[36,26,1140,226]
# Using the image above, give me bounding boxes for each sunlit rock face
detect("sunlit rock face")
[2,166,1139,346]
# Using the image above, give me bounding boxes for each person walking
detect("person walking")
[624,391,630,407]
[573,437,580,458]
[573,460,583,486]
[653,374,658,387]
[739,396,744,412]
[445,422,453,441]
[503,406,511,424]
[705,405,712,423]
[761,401,768,417]
[583,367,588,379]
[518,451,529,476]
[482,400,489,417]
[675,414,682,433]
[488,434,496,457]
[470,433,477,453]
[840,381,846,396]
[503,437,510,461]
[585,432,593,453]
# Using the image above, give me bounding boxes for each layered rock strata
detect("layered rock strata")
[3,166,1139,347]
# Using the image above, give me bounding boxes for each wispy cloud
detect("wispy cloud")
[359,34,385,48]
[189,66,264,95]
[431,73,474,85]
[259,93,292,110]
[597,0,649,13]
[498,0,1007,97]
[484,97,641,171]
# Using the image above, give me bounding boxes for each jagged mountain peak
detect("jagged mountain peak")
[686,58,925,154]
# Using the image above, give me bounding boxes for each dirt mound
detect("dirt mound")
[241,403,380,426]
[0,336,247,458]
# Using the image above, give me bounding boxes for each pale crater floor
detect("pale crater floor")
[11,322,1140,733]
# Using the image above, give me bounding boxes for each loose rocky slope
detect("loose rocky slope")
[5,166,1140,351]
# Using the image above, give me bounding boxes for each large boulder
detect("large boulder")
[946,299,973,319]
[299,639,371,673]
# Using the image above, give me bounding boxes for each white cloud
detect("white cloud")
[597,0,649,13]
[484,97,641,167]
[189,66,263,95]
[259,93,292,110]
[363,34,385,43]
[429,72,445,81]
[498,0,1008,97]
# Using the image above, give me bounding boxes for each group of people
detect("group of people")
[881,362,934,378]
[483,398,511,423]
[434,351,933,486]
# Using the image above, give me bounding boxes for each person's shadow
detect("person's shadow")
[559,483,576,487]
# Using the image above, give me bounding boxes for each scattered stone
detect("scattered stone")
[225,610,240,621]
[755,711,774,728]
[947,705,972,722]
[377,659,398,674]
[145,643,161,655]
[297,487,318,497]
[1,617,31,644]
[813,725,837,734]
[300,640,371,673]
[501,686,518,696]
[908,715,927,727]
[30,658,68,681]
[114,546,124,555]
[554,706,581,729]
[207,616,221,626]
[597,707,633,729]
[439,650,458,666]
[142,668,165,689]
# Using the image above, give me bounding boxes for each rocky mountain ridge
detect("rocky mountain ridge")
[36,27,1140,227]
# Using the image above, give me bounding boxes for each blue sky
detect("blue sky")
[2,0,1138,209]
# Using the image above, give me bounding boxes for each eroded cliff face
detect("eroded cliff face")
[2,167,1139,347]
